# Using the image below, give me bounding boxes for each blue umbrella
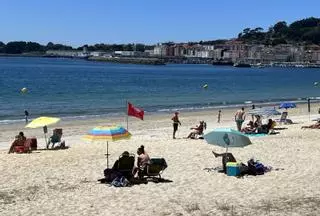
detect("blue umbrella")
[204,128,252,152]
[279,102,296,109]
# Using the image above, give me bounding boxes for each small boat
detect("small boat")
[233,63,251,68]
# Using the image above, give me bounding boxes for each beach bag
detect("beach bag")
[104,168,122,183]
[111,176,130,187]
[247,159,265,175]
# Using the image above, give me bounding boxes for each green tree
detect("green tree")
[5,41,27,54]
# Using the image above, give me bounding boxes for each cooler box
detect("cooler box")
[226,162,241,176]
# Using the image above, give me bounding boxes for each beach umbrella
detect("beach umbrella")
[204,128,251,153]
[83,125,131,168]
[25,116,60,146]
[247,108,281,118]
[279,102,296,109]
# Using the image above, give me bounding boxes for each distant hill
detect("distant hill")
[1,17,320,54]
[236,17,320,45]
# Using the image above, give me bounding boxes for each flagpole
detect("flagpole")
[106,141,109,168]
[126,100,129,131]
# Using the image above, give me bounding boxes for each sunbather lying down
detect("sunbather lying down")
[301,122,320,129]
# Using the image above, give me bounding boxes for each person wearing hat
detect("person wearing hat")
[171,112,181,139]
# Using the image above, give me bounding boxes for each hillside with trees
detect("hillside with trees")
[0,41,154,55]
[1,17,320,55]
[237,17,320,45]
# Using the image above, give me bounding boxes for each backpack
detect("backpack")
[247,159,265,175]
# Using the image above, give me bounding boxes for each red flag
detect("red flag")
[127,102,144,120]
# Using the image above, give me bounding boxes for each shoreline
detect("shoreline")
[1,102,319,150]
[1,99,319,126]
[2,55,320,68]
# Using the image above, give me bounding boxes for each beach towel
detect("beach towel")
[246,133,267,137]
[111,176,130,187]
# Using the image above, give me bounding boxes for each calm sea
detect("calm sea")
[0,57,319,124]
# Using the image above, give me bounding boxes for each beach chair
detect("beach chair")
[10,139,31,154]
[47,128,65,149]
[189,121,207,139]
[139,158,168,180]
[275,112,293,124]
[117,153,135,178]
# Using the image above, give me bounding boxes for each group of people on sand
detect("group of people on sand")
[110,145,150,178]
[235,107,276,135]
[103,145,152,184]
[8,129,67,154]
[241,118,275,134]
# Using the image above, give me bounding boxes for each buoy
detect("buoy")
[21,87,28,93]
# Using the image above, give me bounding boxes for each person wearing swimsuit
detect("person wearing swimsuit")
[171,112,181,139]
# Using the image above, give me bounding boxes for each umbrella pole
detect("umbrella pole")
[44,133,47,148]
[106,141,109,168]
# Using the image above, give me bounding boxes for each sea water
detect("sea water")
[0,57,319,124]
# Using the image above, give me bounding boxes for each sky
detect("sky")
[0,0,319,47]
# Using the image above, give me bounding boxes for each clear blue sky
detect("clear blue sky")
[1,0,319,47]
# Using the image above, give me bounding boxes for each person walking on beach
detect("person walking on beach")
[217,110,222,123]
[235,107,246,131]
[171,112,181,139]
[24,110,29,124]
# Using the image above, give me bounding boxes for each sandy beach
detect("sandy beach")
[1,104,320,216]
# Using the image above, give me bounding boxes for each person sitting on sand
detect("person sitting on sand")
[8,132,27,154]
[112,151,130,170]
[301,121,320,129]
[186,121,206,139]
[212,151,237,173]
[257,119,275,134]
[132,145,150,177]
[241,121,257,134]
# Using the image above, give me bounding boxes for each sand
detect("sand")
[1,104,320,216]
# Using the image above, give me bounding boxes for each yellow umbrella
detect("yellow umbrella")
[25,116,61,147]
[26,116,60,128]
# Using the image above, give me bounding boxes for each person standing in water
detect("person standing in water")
[24,110,29,124]
[171,112,181,139]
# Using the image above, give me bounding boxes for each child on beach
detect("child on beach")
[217,110,221,123]
[171,112,181,139]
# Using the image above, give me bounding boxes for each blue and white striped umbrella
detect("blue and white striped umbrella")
[247,108,281,117]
